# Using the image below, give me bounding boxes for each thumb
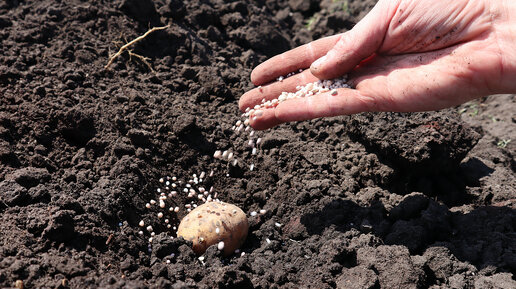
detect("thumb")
[310,0,398,79]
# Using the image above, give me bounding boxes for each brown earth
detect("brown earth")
[0,0,515,288]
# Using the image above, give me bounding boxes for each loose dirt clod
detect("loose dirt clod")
[177,202,249,256]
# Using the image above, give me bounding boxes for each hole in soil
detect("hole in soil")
[179,130,217,154]
[0,151,20,167]
[422,264,438,287]
[459,157,495,186]
[61,116,96,147]
[300,199,365,235]
[336,249,357,268]
[404,171,475,207]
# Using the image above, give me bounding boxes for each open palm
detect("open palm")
[240,0,516,130]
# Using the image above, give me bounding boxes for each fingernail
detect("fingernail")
[311,55,327,70]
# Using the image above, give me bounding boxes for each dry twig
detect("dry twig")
[128,51,154,72]
[105,25,170,70]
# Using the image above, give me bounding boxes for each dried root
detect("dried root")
[105,25,170,71]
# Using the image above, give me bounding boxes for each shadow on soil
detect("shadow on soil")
[301,200,515,271]
[300,160,515,278]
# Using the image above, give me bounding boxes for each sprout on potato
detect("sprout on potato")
[177,202,248,256]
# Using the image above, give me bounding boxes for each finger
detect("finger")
[248,109,283,130]
[250,34,342,86]
[310,0,397,79]
[249,88,377,130]
[251,39,497,130]
[239,69,319,111]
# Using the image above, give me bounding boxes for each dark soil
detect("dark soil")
[1,0,515,288]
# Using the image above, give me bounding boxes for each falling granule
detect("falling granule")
[215,79,350,174]
[139,72,342,259]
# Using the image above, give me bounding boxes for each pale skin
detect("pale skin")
[239,0,516,130]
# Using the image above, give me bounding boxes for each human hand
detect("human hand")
[240,0,516,130]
